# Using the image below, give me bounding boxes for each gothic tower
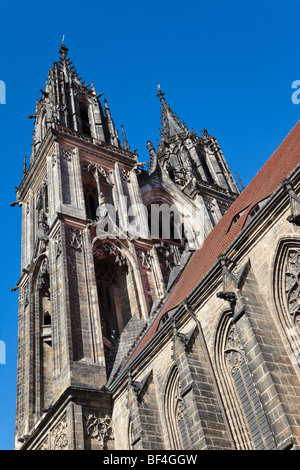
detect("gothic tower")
[14,43,240,450]
[142,88,240,236]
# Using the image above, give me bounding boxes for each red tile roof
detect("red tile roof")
[127,120,300,364]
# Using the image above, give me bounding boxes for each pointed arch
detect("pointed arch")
[164,367,193,450]
[77,94,92,136]
[273,238,300,365]
[128,416,134,450]
[142,188,203,250]
[274,238,300,334]
[92,240,145,346]
[40,109,47,141]
[32,254,53,412]
[214,311,276,450]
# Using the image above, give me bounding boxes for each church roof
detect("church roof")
[126,120,300,366]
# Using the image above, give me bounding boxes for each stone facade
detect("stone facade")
[13,43,300,450]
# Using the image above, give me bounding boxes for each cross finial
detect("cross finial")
[62,34,65,44]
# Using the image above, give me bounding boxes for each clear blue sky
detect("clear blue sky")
[0,0,299,450]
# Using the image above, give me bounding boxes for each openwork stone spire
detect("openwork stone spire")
[157,88,187,140]
[151,87,240,199]
[29,42,125,162]
[57,44,80,81]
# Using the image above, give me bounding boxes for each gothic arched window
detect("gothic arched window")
[36,257,53,411]
[164,367,193,450]
[95,258,120,341]
[94,246,131,346]
[215,314,276,450]
[79,100,91,136]
[147,202,185,243]
[273,239,300,369]
[82,165,114,224]
[284,248,300,330]
[274,241,300,334]
[84,185,98,220]
[43,311,51,326]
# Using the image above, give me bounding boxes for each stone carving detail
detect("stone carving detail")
[100,140,135,160]
[37,210,49,243]
[36,179,49,254]
[205,201,215,213]
[57,125,94,144]
[62,149,73,161]
[217,291,237,305]
[37,258,49,291]
[23,283,29,308]
[98,166,114,186]
[171,321,196,352]
[94,243,127,266]
[282,179,300,226]
[52,154,57,167]
[285,249,300,331]
[224,324,244,375]
[122,169,130,183]
[52,416,68,450]
[69,228,82,251]
[83,162,114,186]
[36,178,48,210]
[85,413,114,447]
[38,437,49,450]
[140,250,151,270]
[155,241,184,275]
[55,231,62,258]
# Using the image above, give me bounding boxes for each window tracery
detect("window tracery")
[94,244,131,345]
[165,368,192,450]
[218,320,276,450]
[274,241,300,362]
[285,248,300,332]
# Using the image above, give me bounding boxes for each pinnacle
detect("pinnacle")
[58,42,69,60]
[157,88,186,139]
[55,42,92,92]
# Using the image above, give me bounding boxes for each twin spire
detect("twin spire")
[55,40,189,146]
[42,40,188,152]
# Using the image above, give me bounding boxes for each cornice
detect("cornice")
[55,125,138,164]
[17,124,140,201]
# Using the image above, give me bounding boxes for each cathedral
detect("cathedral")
[13,43,300,451]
